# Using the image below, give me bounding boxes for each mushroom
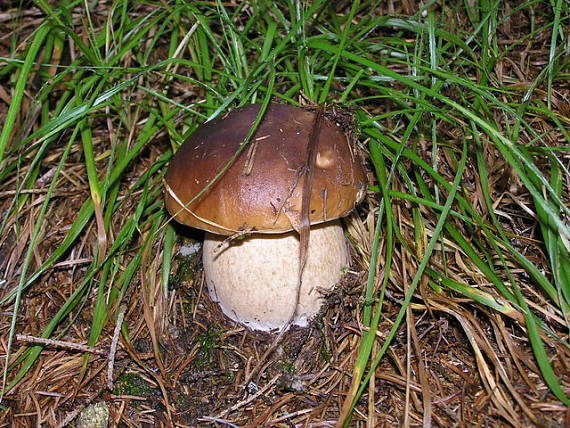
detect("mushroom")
[165,103,366,331]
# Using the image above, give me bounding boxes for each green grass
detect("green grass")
[0,0,568,424]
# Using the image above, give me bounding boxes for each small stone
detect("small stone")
[75,402,109,428]
[178,242,202,257]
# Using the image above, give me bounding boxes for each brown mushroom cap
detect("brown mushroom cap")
[165,103,366,235]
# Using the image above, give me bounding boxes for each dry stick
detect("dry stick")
[408,306,432,428]
[268,408,314,424]
[107,305,126,389]
[296,103,326,321]
[244,105,326,386]
[15,335,107,356]
[213,228,255,255]
[215,374,281,418]
[200,416,240,428]
[0,189,83,197]
[242,134,271,176]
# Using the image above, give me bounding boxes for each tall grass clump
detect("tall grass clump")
[0,0,568,426]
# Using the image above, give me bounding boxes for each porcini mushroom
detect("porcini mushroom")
[165,103,366,331]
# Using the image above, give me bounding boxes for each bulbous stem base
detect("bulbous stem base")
[203,220,349,331]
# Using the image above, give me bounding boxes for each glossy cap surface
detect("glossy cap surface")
[165,103,366,235]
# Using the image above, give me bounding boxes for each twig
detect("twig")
[15,335,106,356]
[0,189,83,197]
[213,228,255,255]
[242,134,271,176]
[199,416,240,427]
[294,103,325,324]
[268,408,314,424]
[214,374,280,418]
[107,305,126,389]
[244,106,326,386]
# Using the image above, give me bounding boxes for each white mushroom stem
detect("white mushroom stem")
[203,220,349,331]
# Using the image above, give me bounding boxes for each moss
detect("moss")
[280,360,296,375]
[225,370,235,382]
[170,241,201,285]
[170,254,196,283]
[319,339,331,364]
[113,373,157,397]
[192,328,220,369]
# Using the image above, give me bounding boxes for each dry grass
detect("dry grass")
[0,0,568,427]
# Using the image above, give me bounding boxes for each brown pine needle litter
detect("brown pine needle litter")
[0,1,569,427]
